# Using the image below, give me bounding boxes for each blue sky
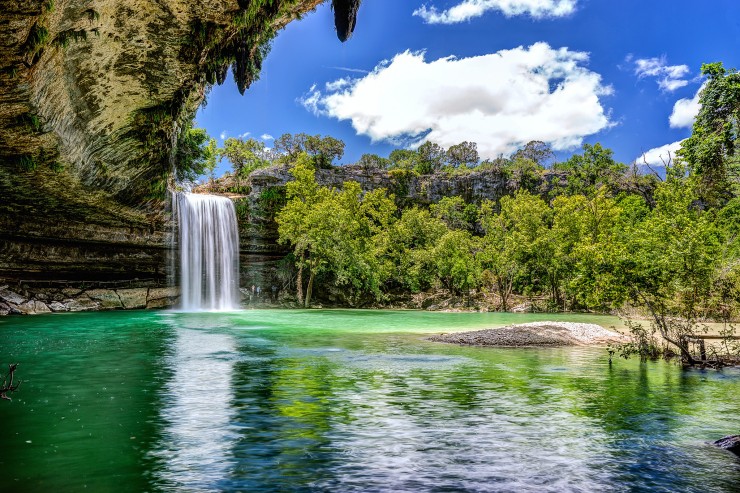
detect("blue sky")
[196,0,740,175]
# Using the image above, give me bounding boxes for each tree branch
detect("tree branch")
[1,364,21,401]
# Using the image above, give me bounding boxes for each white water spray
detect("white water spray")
[175,193,240,311]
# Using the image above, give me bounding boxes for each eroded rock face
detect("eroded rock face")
[0,284,181,314]
[0,0,329,303]
[1,0,325,198]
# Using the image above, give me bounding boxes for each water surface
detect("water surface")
[0,310,738,492]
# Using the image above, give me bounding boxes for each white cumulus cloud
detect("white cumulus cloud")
[261,133,274,141]
[638,140,684,166]
[238,131,251,139]
[299,43,612,159]
[634,57,690,92]
[413,0,577,24]
[669,83,704,129]
[219,131,228,140]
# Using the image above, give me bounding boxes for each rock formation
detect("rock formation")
[0,0,361,312]
[714,435,740,456]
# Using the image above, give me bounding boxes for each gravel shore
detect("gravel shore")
[428,322,627,347]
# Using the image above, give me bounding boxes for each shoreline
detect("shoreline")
[428,322,628,347]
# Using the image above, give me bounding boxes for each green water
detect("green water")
[0,309,738,492]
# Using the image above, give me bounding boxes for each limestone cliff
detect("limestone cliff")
[0,0,358,307]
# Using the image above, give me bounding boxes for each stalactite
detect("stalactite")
[216,63,229,85]
[332,0,361,42]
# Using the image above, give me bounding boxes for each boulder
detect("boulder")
[48,301,68,312]
[17,300,52,315]
[147,287,180,309]
[116,289,148,310]
[714,435,740,456]
[62,288,83,297]
[0,286,26,306]
[85,289,123,309]
[65,298,100,312]
[0,302,9,316]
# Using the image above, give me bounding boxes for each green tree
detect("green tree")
[305,134,345,168]
[479,200,519,310]
[512,140,555,167]
[679,62,740,206]
[430,196,478,231]
[357,153,389,170]
[611,171,722,363]
[276,154,329,305]
[274,133,345,168]
[502,157,544,192]
[220,137,272,177]
[203,137,219,182]
[416,141,446,174]
[388,149,420,170]
[377,207,447,292]
[175,126,215,182]
[446,141,479,168]
[497,191,554,302]
[432,230,480,295]
[276,154,395,306]
[553,143,627,196]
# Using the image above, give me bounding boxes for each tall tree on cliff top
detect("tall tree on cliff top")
[220,137,272,177]
[679,62,740,206]
[274,133,345,168]
[446,141,479,168]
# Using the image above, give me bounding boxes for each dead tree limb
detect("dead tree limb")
[1,364,21,401]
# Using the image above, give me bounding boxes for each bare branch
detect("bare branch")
[1,364,21,401]
[640,153,665,182]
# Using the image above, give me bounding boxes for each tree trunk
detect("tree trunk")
[638,291,696,365]
[498,278,508,311]
[305,261,316,308]
[296,251,305,305]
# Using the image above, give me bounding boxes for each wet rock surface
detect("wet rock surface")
[0,284,180,315]
[714,435,740,456]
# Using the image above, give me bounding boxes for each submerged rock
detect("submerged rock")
[714,435,740,456]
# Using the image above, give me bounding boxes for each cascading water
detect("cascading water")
[174,192,240,311]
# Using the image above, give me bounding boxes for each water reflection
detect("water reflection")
[150,318,239,491]
[3,311,737,492]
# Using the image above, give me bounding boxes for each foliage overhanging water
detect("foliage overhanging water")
[0,310,738,492]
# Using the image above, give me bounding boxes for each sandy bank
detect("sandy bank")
[428,321,627,347]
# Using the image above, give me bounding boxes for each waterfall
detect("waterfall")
[175,193,240,311]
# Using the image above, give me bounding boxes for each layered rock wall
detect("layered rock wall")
[0,284,180,315]
[0,0,335,313]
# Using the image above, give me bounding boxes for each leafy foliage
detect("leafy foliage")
[274,133,345,168]
[220,137,272,177]
[175,126,217,183]
[679,62,740,205]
